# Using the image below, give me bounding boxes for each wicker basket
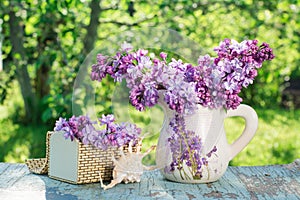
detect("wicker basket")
[25,132,52,174]
[26,131,140,184]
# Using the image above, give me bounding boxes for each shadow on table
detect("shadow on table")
[37,175,103,200]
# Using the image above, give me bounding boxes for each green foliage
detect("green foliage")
[0,81,48,162]
[0,119,48,162]
[1,0,299,124]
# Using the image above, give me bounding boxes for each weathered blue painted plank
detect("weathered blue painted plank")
[0,160,299,200]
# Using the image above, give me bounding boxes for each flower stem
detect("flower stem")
[182,133,197,177]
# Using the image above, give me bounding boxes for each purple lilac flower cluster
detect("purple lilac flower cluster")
[81,114,141,150]
[54,114,141,150]
[183,39,275,109]
[91,39,274,111]
[165,114,217,179]
[91,42,199,114]
[213,39,275,109]
[54,115,95,141]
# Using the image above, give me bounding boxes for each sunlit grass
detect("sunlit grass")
[0,82,49,163]
[0,118,48,163]
[225,108,300,166]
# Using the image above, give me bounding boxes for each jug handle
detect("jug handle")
[226,104,258,160]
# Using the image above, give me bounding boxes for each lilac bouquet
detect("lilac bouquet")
[54,114,141,150]
[91,39,274,112]
[90,39,274,178]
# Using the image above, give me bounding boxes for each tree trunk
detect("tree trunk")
[8,9,37,123]
[83,0,102,55]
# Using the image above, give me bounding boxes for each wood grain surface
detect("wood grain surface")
[0,160,299,200]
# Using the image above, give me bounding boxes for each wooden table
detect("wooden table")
[0,160,299,200]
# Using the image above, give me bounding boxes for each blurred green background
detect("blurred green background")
[0,0,299,166]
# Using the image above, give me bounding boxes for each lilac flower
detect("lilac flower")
[90,54,110,82]
[81,124,98,145]
[90,63,106,82]
[129,84,146,111]
[144,81,159,107]
[160,52,167,60]
[134,49,148,57]
[122,122,141,143]
[121,41,133,52]
[62,126,75,141]
[199,38,275,109]
[169,58,186,71]
[97,54,108,65]
[99,114,115,125]
[54,115,95,141]
[164,91,182,112]
[138,56,152,69]
[54,117,68,132]
[198,54,212,67]
[55,114,142,150]
[184,64,196,82]
[254,42,275,65]
[93,115,141,150]
[68,116,79,138]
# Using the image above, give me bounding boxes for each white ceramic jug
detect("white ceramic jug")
[156,103,258,183]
